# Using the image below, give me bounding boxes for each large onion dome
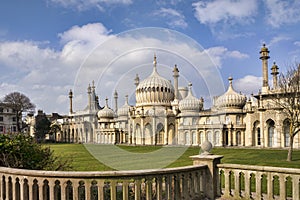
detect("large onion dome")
[179,83,203,112]
[117,95,130,117]
[135,55,174,107]
[97,98,114,119]
[215,77,247,109]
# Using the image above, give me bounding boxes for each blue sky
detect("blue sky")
[0,0,300,114]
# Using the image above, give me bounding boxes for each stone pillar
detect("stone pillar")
[190,154,223,199]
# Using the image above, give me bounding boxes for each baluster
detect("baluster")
[193,172,199,196]
[292,175,299,200]
[19,179,24,200]
[189,172,195,197]
[244,171,251,199]
[166,175,172,200]
[156,176,162,200]
[255,172,262,200]
[110,180,116,200]
[234,171,240,198]
[267,173,274,200]
[73,180,79,200]
[122,180,129,200]
[174,174,180,200]
[48,180,55,200]
[279,175,286,200]
[97,180,104,200]
[28,178,33,200]
[5,176,9,200]
[134,179,141,200]
[11,176,16,200]
[61,180,67,200]
[223,169,230,197]
[145,178,152,200]
[181,174,188,199]
[38,178,43,200]
[85,181,91,200]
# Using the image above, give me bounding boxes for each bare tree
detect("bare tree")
[273,64,300,161]
[2,92,35,132]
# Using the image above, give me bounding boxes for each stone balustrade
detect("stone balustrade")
[0,165,208,200]
[218,163,300,200]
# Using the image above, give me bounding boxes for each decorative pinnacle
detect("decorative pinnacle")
[228,76,233,85]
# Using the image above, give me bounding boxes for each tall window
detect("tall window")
[257,128,261,145]
[0,116,3,121]
[236,131,242,146]
[283,119,290,147]
[236,116,241,125]
[268,120,275,147]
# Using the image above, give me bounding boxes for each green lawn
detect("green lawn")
[47,144,300,171]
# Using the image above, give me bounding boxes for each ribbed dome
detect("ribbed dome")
[216,77,247,109]
[98,98,114,119]
[179,83,202,112]
[117,95,130,117]
[135,55,174,107]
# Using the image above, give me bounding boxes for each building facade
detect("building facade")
[0,103,19,134]
[60,45,298,148]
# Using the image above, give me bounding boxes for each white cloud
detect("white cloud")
[193,0,257,25]
[234,75,261,95]
[153,8,187,29]
[294,41,300,47]
[204,46,249,67]
[265,0,300,28]
[49,0,132,11]
[1,24,248,114]
[268,36,290,47]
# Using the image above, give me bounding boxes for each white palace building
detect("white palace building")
[60,45,299,148]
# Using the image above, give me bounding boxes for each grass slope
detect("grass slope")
[48,144,300,171]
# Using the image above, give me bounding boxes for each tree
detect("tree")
[35,111,51,142]
[272,64,300,161]
[0,133,72,170]
[2,92,35,132]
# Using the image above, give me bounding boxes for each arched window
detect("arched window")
[267,120,275,147]
[283,119,290,147]
[236,131,242,146]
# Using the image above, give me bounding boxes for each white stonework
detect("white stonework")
[61,45,298,149]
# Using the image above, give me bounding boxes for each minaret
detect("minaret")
[173,64,179,100]
[91,81,96,110]
[114,90,118,113]
[87,84,92,110]
[271,62,279,89]
[259,44,270,93]
[68,89,73,114]
[134,74,140,87]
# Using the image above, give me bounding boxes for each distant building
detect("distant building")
[60,45,298,148]
[0,103,19,134]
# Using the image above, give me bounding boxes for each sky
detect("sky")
[0,0,300,114]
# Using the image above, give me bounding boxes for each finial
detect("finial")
[134,74,140,87]
[114,90,118,97]
[228,76,233,85]
[153,53,157,66]
[125,95,129,105]
[69,89,73,97]
[105,97,108,107]
[87,84,91,93]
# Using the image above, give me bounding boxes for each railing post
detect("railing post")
[145,178,152,200]
[279,175,286,200]
[134,179,141,200]
[156,176,163,200]
[244,171,251,199]
[190,154,223,199]
[255,172,262,200]
[122,180,129,200]
[110,180,116,200]
[267,172,274,200]
[292,175,299,200]
[166,175,172,199]
[97,180,104,200]
[48,180,55,200]
[234,170,241,198]
[223,169,231,198]
[38,178,43,200]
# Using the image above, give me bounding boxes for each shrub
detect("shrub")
[0,133,72,170]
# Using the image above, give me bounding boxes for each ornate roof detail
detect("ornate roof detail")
[179,83,202,112]
[117,95,130,117]
[215,77,247,109]
[135,55,174,106]
[97,98,114,119]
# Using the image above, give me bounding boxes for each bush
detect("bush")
[0,133,72,170]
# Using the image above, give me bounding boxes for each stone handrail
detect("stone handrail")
[0,165,208,200]
[218,163,300,200]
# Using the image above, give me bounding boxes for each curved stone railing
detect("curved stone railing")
[0,165,207,200]
[218,163,300,200]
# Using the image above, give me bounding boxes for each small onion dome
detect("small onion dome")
[215,77,247,108]
[179,83,202,112]
[135,55,174,106]
[97,98,114,119]
[117,95,130,117]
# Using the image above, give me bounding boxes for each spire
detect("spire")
[69,89,73,114]
[228,76,233,88]
[173,64,179,100]
[105,97,109,107]
[153,53,157,73]
[125,95,129,105]
[114,90,118,113]
[134,74,140,87]
[260,43,270,92]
